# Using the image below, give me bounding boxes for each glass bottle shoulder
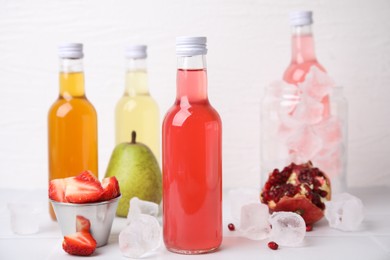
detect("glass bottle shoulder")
[116,94,159,112]
[48,96,97,118]
[163,100,221,128]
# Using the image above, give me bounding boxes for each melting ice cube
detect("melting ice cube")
[127,197,159,224]
[268,80,299,99]
[286,126,323,161]
[299,66,335,101]
[278,107,304,130]
[239,202,271,240]
[119,197,161,258]
[119,215,161,258]
[325,193,364,231]
[269,211,306,247]
[7,203,41,235]
[312,116,343,146]
[265,81,301,130]
[291,94,324,125]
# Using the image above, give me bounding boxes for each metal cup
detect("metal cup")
[50,195,121,247]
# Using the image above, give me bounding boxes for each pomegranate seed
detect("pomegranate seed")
[319,190,328,198]
[306,225,313,232]
[268,241,278,250]
[228,223,235,231]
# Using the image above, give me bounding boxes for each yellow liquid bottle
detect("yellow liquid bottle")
[48,44,98,219]
[115,45,160,161]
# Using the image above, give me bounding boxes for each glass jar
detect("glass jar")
[260,80,348,194]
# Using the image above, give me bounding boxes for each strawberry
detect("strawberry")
[62,231,96,256]
[65,171,103,203]
[76,215,91,233]
[76,170,100,183]
[100,176,120,201]
[49,179,67,202]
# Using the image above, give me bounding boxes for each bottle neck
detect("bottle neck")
[290,25,317,63]
[124,58,148,96]
[176,55,208,102]
[59,58,85,98]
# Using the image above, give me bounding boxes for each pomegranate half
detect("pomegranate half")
[260,161,331,225]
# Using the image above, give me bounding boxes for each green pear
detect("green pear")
[105,131,162,217]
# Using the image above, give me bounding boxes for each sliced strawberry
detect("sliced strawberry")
[49,179,67,202]
[76,170,100,183]
[100,176,120,201]
[62,231,96,256]
[65,172,103,203]
[76,215,91,233]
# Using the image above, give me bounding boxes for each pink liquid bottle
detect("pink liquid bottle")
[284,11,325,83]
[260,11,348,193]
[284,11,330,116]
[162,36,222,254]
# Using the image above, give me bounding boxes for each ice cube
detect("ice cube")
[286,126,323,161]
[313,147,343,178]
[291,94,324,125]
[278,107,303,130]
[229,188,259,222]
[7,203,41,235]
[276,93,302,130]
[325,193,364,231]
[239,202,271,240]
[119,214,161,258]
[299,66,335,101]
[268,80,299,99]
[314,142,339,160]
[119,197,162,258]
[269,211,306,247]
[127,197,159,224]
[312,116,343,146]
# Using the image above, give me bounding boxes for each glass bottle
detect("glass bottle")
[261,11,348,193]
[162,37,222,254]
[283,11,326,84]
[115,45,160,161]
[284,10,331,117]
[48,43,98,219]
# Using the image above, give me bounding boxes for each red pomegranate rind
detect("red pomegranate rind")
[260,161,331,225]
[273,196,324,225]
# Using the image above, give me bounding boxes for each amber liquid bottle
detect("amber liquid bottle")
[48,43,98,219]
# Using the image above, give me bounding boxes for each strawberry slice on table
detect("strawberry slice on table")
[76,215,91,233]
[62,231,97,256]
[49,179,67,202]
[65,171,103,203]
[100,176,120,201]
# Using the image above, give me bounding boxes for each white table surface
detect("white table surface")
[0,187,389,260]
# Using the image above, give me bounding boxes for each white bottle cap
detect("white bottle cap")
[289,11,313,26]
[125,45,147,59]
[176,36,207,56]
[58,43,83,59]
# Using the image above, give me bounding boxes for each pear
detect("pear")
[105,131,162,217]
